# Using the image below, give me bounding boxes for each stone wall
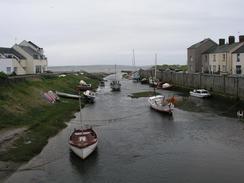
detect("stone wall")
[139,69,244,100]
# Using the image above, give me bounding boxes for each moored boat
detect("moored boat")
[162,83,173,90]
[111,80,121,91]
[83,90,96,103]
[69,92,98,159]
[189,89,211,98]
[148,95,175,115]
[69,128,98,159]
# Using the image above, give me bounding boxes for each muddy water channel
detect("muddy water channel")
[5,74,244,183]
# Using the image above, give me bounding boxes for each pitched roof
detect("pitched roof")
[28,41,41,49]
[20,46,41,58]
[188,38,216,49]
[205,42,242,54]
[0,47,25,59]
[233,45,244,53]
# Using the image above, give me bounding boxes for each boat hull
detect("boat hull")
[70,141,98,159]
[148,96,174,115]
[189,92,211,98]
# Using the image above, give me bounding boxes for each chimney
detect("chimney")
[239,35,244,42]
[219,39,225,46]
[228,36,235,44]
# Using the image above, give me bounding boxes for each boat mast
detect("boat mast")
[154,53,157,80]
[132,49,135,71]
[79,92,83,129]
[115,64,117,81]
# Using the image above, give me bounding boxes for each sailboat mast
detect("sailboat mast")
[115,64,117,81]
[154,53,157,79]
[79,92,82,129]
[132,49,135,70]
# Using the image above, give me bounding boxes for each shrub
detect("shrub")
[0,72,8,80]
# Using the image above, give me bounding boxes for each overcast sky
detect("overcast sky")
[1,0,244,66]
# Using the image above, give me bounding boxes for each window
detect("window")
[213,55,216,62]
[237,53,240,62]
[223,54,225,61]
[35,65,42,73]
[190,56,193,62]
[14,67,17,73]
[222,65,226,72]
[236,65,241,74]
[6,67,11,74]
[213,65,216,72]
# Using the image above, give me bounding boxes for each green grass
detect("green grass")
[130,91,160,98]
[0,72,101,162]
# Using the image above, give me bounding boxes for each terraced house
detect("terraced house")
[188,35,244,75]
[0,40,48,75]
[207,36,244,74]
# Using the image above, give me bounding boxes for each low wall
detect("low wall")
[139,69,244,100]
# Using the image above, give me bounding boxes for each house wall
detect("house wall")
[209,53,229,73]
[33,59,48,74]
[187,40,216,73]
[0,58,13,74]
[13,45,37,74]
[232,53,244,74]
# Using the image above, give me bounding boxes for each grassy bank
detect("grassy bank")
[130,91,160,98]
[0,72,102,162]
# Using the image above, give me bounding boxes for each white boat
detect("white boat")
[162,83,173,90]
[148,95,175,115]
[56,91,80,99]
[69,92,98,159]
[189,89,211,98]
[69,128,98,159]
[83,90,96,103]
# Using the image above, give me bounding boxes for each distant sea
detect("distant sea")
[48,65,150,73]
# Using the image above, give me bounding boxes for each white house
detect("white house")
[13,40,48,74]
[232,45,244,75]
[0,40,48,75]
[0,48,26,75]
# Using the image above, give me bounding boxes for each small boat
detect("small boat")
[140,78,148,84]
[148,95,175,115]
[69,92,98,159]
[56,91,80,99]
[189,89,211,98]
[76,80,92,91]
[111,80,121,91]
[83,90,95,103]
[162,83,173,90]
[69,128,98,159]
[111,65,121,91]
[149,77,158,87]
[100,81,105,87]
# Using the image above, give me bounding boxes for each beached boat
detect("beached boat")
[56,91,80,99]
[83,90,95,103]
[148,95,175,115]
[76,80,92,91]
[189,89,211,98]
[140,78,148,84]
[69,92,98,159]
[162,83,173,90]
